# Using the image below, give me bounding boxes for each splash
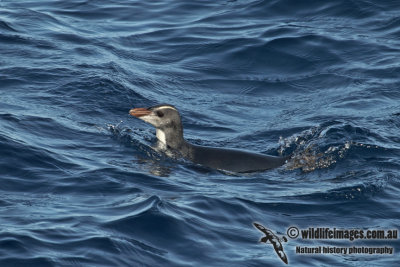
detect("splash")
[278,125,353,172]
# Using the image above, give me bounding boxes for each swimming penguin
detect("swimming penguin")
[129,104,289,173]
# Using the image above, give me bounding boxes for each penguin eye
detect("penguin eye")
[156,111,164,117]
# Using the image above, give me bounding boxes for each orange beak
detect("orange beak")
[129,108,151,117]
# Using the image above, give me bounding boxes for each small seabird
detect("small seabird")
[253,222,288,264]
[129,104,289,173]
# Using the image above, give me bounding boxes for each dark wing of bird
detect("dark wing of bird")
[253,222,268,234]
[270,238,288,264]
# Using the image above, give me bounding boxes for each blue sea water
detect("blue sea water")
[1,0,400,266]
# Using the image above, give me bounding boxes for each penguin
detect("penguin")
[129,104,289,173]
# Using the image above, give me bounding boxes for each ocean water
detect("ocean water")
[1,0,400,266]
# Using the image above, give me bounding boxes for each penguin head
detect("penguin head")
[130,104,184,147]
[129,104,181,130]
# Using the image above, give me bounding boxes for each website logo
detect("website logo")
[253,223,397,265]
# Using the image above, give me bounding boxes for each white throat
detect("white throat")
[156,129,167,144]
